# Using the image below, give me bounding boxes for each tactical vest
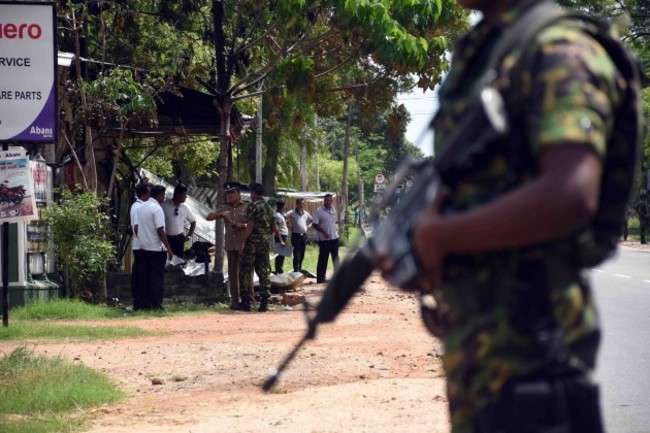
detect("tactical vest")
[435,0,644,268]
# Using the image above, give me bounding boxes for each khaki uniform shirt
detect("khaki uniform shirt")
[219,201,249,252]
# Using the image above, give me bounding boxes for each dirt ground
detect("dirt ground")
[1,271,451,433]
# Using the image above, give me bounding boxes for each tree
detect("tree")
[204,0,465,270]
[55,0,467,277]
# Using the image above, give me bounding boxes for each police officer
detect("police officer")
[388,0,636,432]
[207,182,251,309]
[238,182,274,312]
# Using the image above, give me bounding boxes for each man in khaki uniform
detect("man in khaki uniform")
[207,182,250,310]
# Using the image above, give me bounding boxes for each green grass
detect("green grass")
[11,298,124,321]
[300,225,364,273]
[0,347,125,433]
[12,298,229,321]
[0,321,152,341]
[2,299,156,341]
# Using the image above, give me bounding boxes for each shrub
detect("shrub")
[44,188,115,299]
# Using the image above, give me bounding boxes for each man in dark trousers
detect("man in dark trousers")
[312,194,339,283]
[162,184,196,258]
[286,198,313,273]
[129,182,150,311]
[635,192,649,244]
[135,185,173,310]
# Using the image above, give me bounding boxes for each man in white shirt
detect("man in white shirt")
[312,194,339,283]
[274,200,288,274]
[136,185,173,310]
[162,184,196,258]
[129,183,150,311]
[286,198,313,273]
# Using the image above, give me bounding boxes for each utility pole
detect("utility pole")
[255,83,263,183]
[301,138,307,191]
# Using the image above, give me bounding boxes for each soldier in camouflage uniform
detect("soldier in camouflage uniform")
[406,0,636,432]
[635,192,649,244]
[239,182,275,312]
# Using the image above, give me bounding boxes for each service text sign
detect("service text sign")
[0,2,57,143]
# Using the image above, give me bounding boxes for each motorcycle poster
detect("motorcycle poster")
[0,148,38,223]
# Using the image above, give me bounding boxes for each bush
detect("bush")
[44,188,115,299]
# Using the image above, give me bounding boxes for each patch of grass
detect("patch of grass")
[4,299,153,341]
[0,321,153,341]
[11,298,123,321]
[0,347,125,433]
[140,301,229,315]
[301,225,363,274]
[12,297,227,321]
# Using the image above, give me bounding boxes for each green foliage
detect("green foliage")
[0,347,125,433]
[83,68,157,125]
[43,189,115,298]
[277,57,316,92]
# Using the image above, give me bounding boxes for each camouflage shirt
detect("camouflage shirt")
[432,2,624,431]
[246,197,274,242]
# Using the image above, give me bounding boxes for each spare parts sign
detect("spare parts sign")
[0,2,57,143]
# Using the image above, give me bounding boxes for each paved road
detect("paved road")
[592,247,650,433]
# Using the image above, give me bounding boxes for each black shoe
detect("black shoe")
[229,303,243,311]
[258,299,268,312]
[239,302,251,312]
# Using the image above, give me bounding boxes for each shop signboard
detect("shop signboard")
[0,2,58,143]
[0,148,38,223]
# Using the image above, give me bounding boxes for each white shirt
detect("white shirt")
[286,209,313,234]
[136,198,167,252]
[161,199,196,236]
[312,206,338,241]
[275,211,288,236]
[130,198,145,250]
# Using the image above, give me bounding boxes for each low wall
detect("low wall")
[107,270,228,305]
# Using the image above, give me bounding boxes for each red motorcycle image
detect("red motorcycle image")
[0,184,26,205]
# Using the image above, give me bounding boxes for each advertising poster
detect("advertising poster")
[0,2,57,143]
[0,148,38,223]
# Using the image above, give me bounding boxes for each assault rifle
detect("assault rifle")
[262,87,509,392]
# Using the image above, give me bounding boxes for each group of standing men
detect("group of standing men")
[206,183,342,311]
[207,182,277,312]
[131,180,341,312]
[130,183,197,310]
[280,193,340,283]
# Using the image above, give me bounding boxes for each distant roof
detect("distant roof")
[276,190,338,200]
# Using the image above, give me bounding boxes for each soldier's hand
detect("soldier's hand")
[412,190,448,287]
[376,251,396,282]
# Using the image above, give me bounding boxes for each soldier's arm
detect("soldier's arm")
[412,147,601,283]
